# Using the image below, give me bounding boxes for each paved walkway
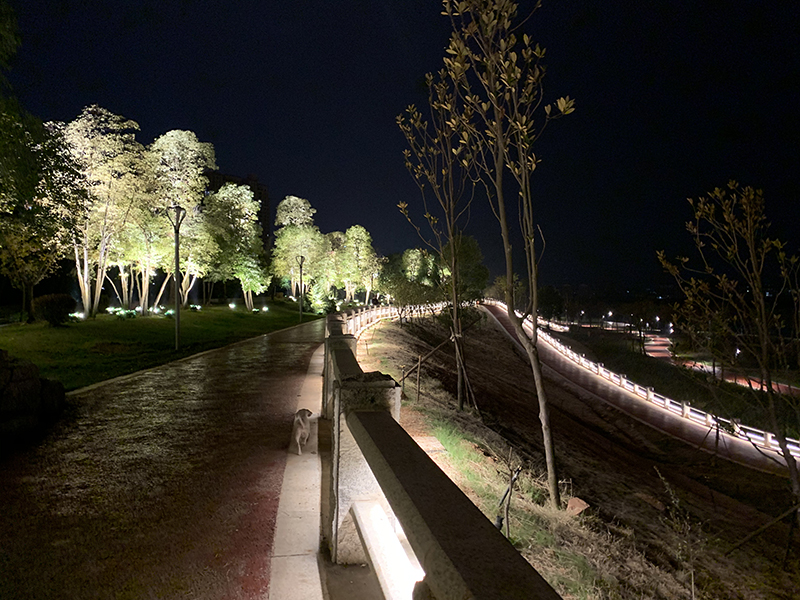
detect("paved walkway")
[0,320,325,600]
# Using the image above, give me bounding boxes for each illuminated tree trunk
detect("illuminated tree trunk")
[74,242,91,315]
[152,272,171,309]
[180,272,197,306]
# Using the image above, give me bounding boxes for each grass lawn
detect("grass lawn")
[0,302,320,391]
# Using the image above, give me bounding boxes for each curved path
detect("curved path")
[483,304,788,477]
[0,319,325,600]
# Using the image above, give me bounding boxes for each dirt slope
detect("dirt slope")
[358,314,799,599]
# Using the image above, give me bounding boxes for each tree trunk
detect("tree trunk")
[153,273,171,309]
[181,273,197,306]
[494,140,561,508]
[135,266,142,313]
[120,263,131,308]
[138,264,151,315]
[74,243,91,315]
[767,390,800,530]
[23,281,34,323]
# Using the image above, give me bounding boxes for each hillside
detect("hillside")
[356,312,799,599]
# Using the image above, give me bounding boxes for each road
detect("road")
[0,319,325,600]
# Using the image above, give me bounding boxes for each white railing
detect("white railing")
[485,300,800,461]
[341,303,446,338]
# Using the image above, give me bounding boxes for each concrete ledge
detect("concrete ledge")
[351,500,423,600]
[268,345,325,600]
[347,410,561,600]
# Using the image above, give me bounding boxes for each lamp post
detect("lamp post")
[166,204,187,350]
[296,255,305,323]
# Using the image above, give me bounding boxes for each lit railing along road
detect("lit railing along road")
[485,300,800,462]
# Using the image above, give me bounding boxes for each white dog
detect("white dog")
[292,408,315,455]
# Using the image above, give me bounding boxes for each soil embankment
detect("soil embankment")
[361,314,799,599]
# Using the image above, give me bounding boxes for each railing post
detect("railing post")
[323,314,357,420]
[326,351,401,564]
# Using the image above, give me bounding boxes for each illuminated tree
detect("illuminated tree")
[120,197,168,314]
[63,105,144,316]
[275,194,315,228]
[441,0,575,507]
[0,108,83,319]
[659,182,800,527]
[310,230,346,309]
[341,225,380,303]
[204,183,269,310]
[379,250,441,322]
[147,129,216,306]
[442,235,489,303]
[271,195,327,297]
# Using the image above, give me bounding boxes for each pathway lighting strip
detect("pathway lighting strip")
[487,300,800,460]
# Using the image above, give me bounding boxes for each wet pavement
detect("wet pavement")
[0,320,325,600]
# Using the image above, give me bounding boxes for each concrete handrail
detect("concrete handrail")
[347,410,561,600]
[323,306,562,600]
[485,299,800,460]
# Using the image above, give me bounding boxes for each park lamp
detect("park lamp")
[165,204,187,351]
[296,255,306,323]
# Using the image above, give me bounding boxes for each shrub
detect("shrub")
[32,294,76,327]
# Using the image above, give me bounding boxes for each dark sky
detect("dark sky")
[7,0,800,289]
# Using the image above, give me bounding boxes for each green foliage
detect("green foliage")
[309,281,336,314]
[32,293,76,327]
[341,225,381,302]
[0,102,84,317]
[271,195,334,306]
[2,97,265,320]
[147,129,217,306]
[274,194,316,228]
[63,105,146,316]
[379,250,442,309]
[204,183,269,310]
[442,235,489,302]
[147,129,216,212]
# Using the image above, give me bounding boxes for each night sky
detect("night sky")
[7,0,800,290]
